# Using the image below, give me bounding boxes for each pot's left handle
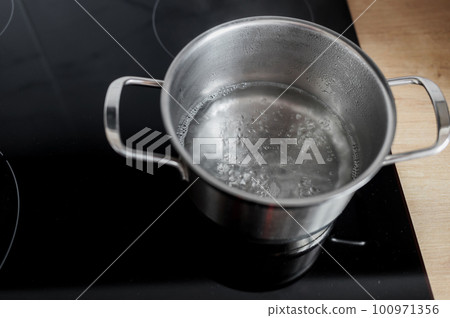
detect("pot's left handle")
[383,76,450,165]
[104,76,189,180]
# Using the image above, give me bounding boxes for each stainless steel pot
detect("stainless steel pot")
[104,17,450,246]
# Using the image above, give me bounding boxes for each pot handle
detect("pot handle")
[383,76,450,165]
[104,76,189,180]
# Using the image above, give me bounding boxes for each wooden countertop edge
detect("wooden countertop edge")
[347,0,450,299]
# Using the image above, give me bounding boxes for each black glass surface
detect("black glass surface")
[0,0,432,299]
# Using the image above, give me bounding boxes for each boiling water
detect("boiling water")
[178,82,360,199]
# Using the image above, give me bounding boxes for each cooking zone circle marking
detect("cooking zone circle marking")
[0,151,20,272]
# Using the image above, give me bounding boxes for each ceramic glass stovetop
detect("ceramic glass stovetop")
[0,0,432,299]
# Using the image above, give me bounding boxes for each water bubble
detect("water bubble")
[177,81,360,199]
[268,181,281,197]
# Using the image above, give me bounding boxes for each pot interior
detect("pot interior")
[161,17,394,201]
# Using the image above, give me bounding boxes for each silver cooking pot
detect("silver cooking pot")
[104,17,449,247]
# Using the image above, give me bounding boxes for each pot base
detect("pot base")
[194,210,330,291]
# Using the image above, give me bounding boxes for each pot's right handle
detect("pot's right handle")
[104,76,189,180]
[383,76,450,165]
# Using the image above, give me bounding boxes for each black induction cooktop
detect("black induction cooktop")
[0,0,432,299]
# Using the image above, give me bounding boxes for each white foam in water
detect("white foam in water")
[178,82,360,199]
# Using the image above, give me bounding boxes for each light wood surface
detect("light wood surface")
[347,0,450,299]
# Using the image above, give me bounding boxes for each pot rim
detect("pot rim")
[161,16,396,208]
